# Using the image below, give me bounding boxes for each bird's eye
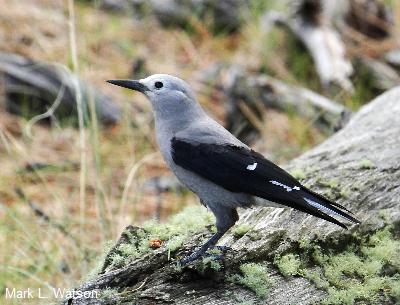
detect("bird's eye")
[154,81,163,89]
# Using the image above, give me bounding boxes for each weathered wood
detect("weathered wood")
[0,52,121,126]
[62,87,400,305]
[360,57,400,90]
[262,0,354,92]
[222,66,351,143]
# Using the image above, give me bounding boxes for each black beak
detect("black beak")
[107,79,149,93]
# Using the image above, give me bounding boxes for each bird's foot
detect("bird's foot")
[178,248,205,266]
[178,245,231,266]
[215,245,232,253]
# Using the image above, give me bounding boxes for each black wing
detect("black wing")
[171,137,360,228]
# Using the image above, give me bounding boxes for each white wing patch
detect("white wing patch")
[269,180,301,192]
[246,162,258,171]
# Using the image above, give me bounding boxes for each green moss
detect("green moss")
[101,287,119,301]
[359,159,375,170]
[362,227,399,268]
[275,254,301,277]
[109,253,125,269]
[318,178,340,190]
[388,276,400,302]
[299,237,312,250]
[229,263,273,298]
[200,254,223,272]
[290,168,306,180]
[167,235,187,252]
[322,189,334,199]
[339,187,351,199]
[312,246,329,265]
[118,243,141,258]
[327,179,340,189]
[295,227,400,305]
[106,205,214,271]
[302,269,330,290]
[233,224,252,238]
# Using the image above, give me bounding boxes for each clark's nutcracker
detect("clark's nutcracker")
[108,74,360,264]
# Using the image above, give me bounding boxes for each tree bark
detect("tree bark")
[62,87,400,305]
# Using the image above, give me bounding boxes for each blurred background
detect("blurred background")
[0,0,399,303]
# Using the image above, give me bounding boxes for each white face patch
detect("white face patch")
[270,180,301,192]
[246,162,258,171]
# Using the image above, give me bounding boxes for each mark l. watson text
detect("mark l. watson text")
[5,287,99,299]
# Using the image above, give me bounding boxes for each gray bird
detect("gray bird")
[108,74,360,264]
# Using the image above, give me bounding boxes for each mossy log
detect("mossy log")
[62,87,400,305]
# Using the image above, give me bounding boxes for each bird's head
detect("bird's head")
[107,74,201,118]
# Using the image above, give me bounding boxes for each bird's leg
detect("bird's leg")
[179,229,227,265]
[179,206,238,265]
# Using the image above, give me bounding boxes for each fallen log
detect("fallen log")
[0,52,121,126]
[62,86,400,304]
[261,0,354,92]
[222,67,351,143]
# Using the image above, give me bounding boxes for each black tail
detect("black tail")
[300,188,361,229]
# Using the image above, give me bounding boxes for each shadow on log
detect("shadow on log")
[62,87,400,304]
[0,52,121,126]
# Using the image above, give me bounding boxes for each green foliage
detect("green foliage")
[229,263,274,298]
[275,254,301,277]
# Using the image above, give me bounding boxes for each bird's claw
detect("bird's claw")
[215,245,232,253]
[178,245,231,266]
[178,252,201,266]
